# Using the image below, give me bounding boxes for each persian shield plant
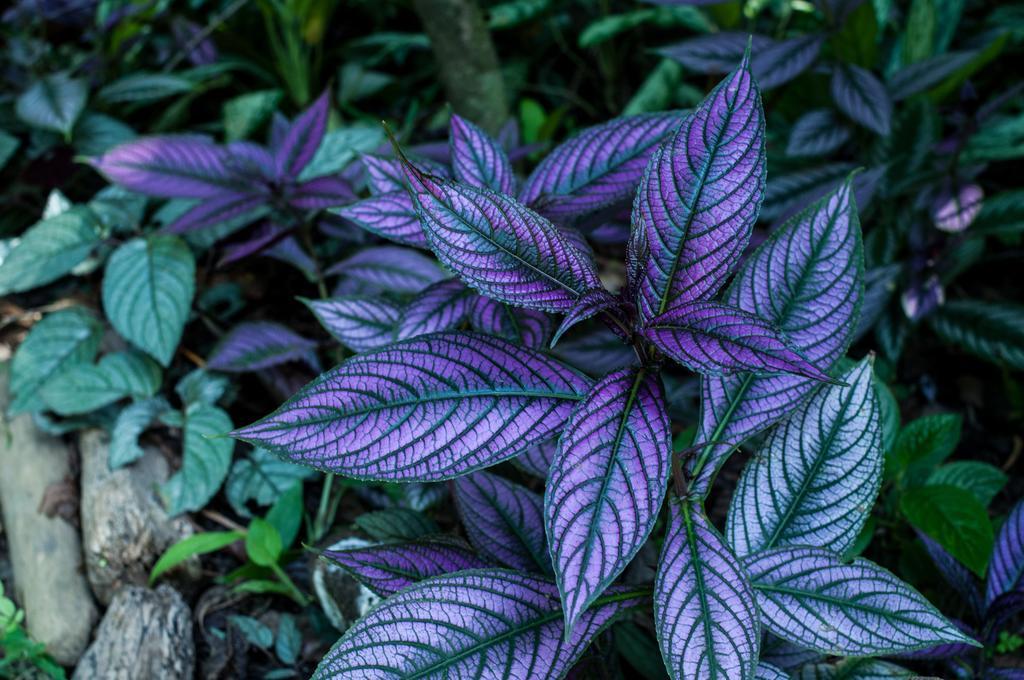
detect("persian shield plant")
[233,53,975,679]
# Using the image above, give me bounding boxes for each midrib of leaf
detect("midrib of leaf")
[145,238,167,352]
[478,483,546,572]
[682,504,726,678]
[692,372,755,484]
[550,118,668,198]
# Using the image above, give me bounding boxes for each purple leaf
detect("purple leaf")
[468,296,554,349]
[932,184,984,233]
[218,223,292,267]
[208,321,319,372]
[287,175,356,210]
[163,192,269,234]
[450,113,516,195]
[303,296,401,353]
[396,278,473,341]
[726,359,881,556]
[693,178,863,495]
[551,288,619,348]
[987,591,1024,639]
[901,275,945,321]
[745,547,977,655]
[552,327,637,377]
[313,569,643,679]
[361,154,406,195]
[333,191,427,247]
[326,245,444,294]
[404,165,602,313]
[659,33,775,75]
[654,501,760,680]
[643,301,828,379]
[787,110,852,158]
[454,471,549,573]
[635,54,766,321]
[513,437,557,478]
[986,499,1024,606]
[546,367,671,632]
[92,135,246,198]
[233,332,591,480]
[266,236,317,278]
[761,163,854,222]
[226,141,276,179]
[273,90,329,180]
[320,537,488,596]
[755,663,788,680]
[519,112,683,219]
[751,35,823,90]
[831,64,892,136]
[895,619,979,660]
[888,50,980,101]
[760,634,822,670]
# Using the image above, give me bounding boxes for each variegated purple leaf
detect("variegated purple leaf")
[362,154,406,195]
[660,33,775,75]
[226,141,276,181]
[513,437,557,478]
[751,35,823,90]
[405,165,602,313]
[303,297,401,353]
[831,65,892,136]
[552,327,637,377]
[761,164,854,222]
[787,110,852,158]
[643,301,828,380]
[92,135,246,198]
[326,246,444,294]
[986,499,1024,606]
[693,178,863,496]
[988,592,1024,640]
[396,278,473,341]
[745,547,977,655]
[900,275,944,321]
[756,663,788,680]
[546,367,671,632]
[274,90,329,180]
[894,619,978,660]
[333,191,427,247]
[267,236,317,278]
[932,184,984,233]
[635,54,766,321]
[233,332,591,480]
[320,537,488,597]
[761,634,822,670]
[888,50,979,101]
[468,295,553,349]
[164,192,269,234]
[585,221,631,244]
[287,175,356,210]
[726,359,881,556]
[551,288,619,348]
[208,321,319,372]
[654,501,760,680]
[450,113,516,195]
[519,112,682,219]
[455,471,549,573]
[218,223,292,266]
[770,165,882,230]
[313,569,643,679]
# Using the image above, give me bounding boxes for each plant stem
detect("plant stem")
[270,562,311,606]
[312,473,338,542]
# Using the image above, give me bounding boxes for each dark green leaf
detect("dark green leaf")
[929,301,1024,371]
[890,413,961,483]
[354,508,439,541]
[928,461,1007,507]
[150,530,243,583]
[39,351,162,415]
[16,73,87,136]
[900,484,994,577]
[109,397,171,469]
[265,482,303,550]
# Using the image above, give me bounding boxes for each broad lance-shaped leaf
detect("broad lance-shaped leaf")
[16,72,87,136]
[0,208,100,295]
[726,359,881,557]
[514,437,557,478]
[744,546,976,655]
[986,499,1024,606]
[917,530,982,619]
[325,245,444,294]
[321,538,489,597]
[287,175,356,210]
[643,301,828,379]
[273,90,329,180]
[551,288,620,348]
[654,501,760,680]
[162,403,234,515]
[468,297,553,349]
[164,191,269,234]
[233,332,591,480]
[787,110,851,158]
[333,191,427,248]
[207,321,319,372]
[831,65,892,137]
[519,112,683,219]
[635,53,766,321]
[797,659,916,679]
[396,278,473,341]
[455,471,548,573]
[659,33,776,75]
[404,163,602,313]
[110,397,171,469]
[450,113,516,195]
[546,367,671,632]
[756,663,788,680]
[304,297,401,353]
[693,178,863,496]
[362,154,406,194]
[751,34,823,90]
[103,235,196,367]
[39,350,162,416]
[314,569,643,679]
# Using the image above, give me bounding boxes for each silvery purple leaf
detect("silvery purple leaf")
[226,141,276,181]
[513,437,557,478]
[450,113,516,195]
[274,90,329,180]
[895,623,978,660]
[900,275,944,321]
[333,191,427,247]
[207,321,319,372]
[635,53,766,320]
[163,192,269,234]
[756,663,788,680]
[888,50,979,101]
[326,246,444,294]
[320,537,488,597]
[518,112,682,219]
[787,110,852,158]
[405,165,602,313]
[287,175,356,210]
[313,569,643,679]
[546,367,671,632]
[361,154,406,195]
[552,327,637,377]
[233,332,591,480]
[751,35,823,90]
[396,278,473,341]
[468,295,553,349]
[693,178,862,495]
[454,471,549,573]
[585,221,631,244]
[761,163,853,222]
[266,236,317,278]
[218,223,292,267]
[761,634,822,670]
[831,64,892,136]
[771,165,883,229]
[643,302,828,380]
[726,359,881,556]
[654,501,760,680]
[659,33,775,75]
[551,288,619,348]
[933,184,984,233]
[92,135,246,198]
[304,297,401,353]
[988,592,1024,642]
[745,546,976,655]
[986,499,1024,606]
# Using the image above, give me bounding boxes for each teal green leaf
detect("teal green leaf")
[102,235,196,366]
[161,403,234,515]
[109,397,171,469]
[223,90,283,141]
[246,518,283,567]
[176,369,229,406]
[0,208,100,295]
[972,190,1024,236]
[226,448,315,517]
[96,72,194,105]
[39,351,162,416]
[299,125,384,181]
[9,307,102,415]
[15,73,87,136]
[927,461,1007,507]
[928,301,1024,371]
[900,484,994,577]
[228,615,274,648]
[0,130,20,170]
[72,113,136,157]
[275,613,301,665]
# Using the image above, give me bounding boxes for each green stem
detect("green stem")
[270,562,311,606]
